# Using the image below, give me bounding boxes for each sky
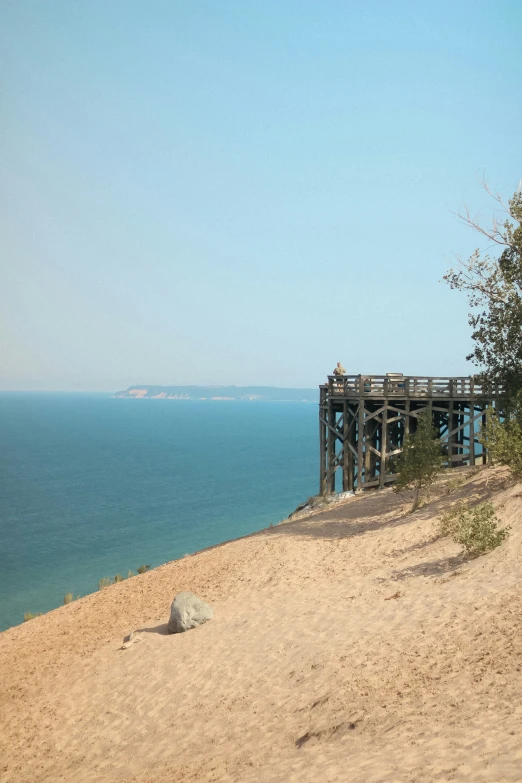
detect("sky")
[1,1,521,391]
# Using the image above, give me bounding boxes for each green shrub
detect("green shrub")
[136,564,151,574]
[63,593,73,605]
[480,404,522,478]
[439,502,510,557]
[23,611,42,622]
[113,574,124,583]
[127,570,134,579]
[98,577,111,590]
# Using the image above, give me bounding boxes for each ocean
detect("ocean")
[0,394,318,632]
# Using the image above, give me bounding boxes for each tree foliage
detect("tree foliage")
[443,182,522,398]
[480,395,522,478]
[393,412,444,511]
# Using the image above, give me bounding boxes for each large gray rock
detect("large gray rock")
[168,591,214,634]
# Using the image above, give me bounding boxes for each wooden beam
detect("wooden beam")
[345,440,358,458]
[319,416,344,443]
[438,408,485,441]
[364,406,386,422]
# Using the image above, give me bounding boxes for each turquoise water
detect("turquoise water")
[0,394,318,631]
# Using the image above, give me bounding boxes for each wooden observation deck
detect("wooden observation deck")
[319,374,498,495]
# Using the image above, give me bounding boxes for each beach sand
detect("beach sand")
[1,466,522,782]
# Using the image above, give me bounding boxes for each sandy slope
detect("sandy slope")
[1,467,522,783]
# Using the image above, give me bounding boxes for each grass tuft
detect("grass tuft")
[444,475,466,495]
[23,611,42,622]
[136,564,151,574]
[98,577,111,590]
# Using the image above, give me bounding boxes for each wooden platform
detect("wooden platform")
[319,375,498,494]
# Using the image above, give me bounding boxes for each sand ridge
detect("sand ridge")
[1,466,522,782]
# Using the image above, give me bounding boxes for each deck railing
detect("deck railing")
[323,375,498,399]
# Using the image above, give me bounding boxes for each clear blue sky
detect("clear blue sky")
[1,1,521,391]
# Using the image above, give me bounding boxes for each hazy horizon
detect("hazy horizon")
[0,383,321,393]
[1,1,521,391]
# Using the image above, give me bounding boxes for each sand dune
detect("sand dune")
[1,466,522,782]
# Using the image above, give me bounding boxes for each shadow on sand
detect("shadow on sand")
[264,471,509,544]
[390,554,468,581]
[136,623,170,636]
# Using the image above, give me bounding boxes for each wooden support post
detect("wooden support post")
[459,404,465,458]
[357,402,364,492]
[371,418,380,480]
[469,378,476,466]
[455,404,463,461]
[319,389,327,495]
[428,379,433,419]
[347,402,356,491]
[483,409,489,465]
[342,400,350,491]
[327,400,336,494]
[380,404,388,488]
[365,418,373,482]
[447,380,454,467]
[469,402,475,466]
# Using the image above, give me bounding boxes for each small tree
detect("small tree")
[480,395,522,478]
[393,411,444,511]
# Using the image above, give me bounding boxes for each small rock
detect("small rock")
[168,591,214,634]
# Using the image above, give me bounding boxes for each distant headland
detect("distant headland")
[112,385,318,402]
